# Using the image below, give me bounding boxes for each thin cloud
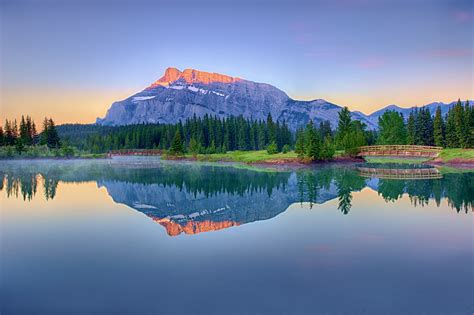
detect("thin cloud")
[452,10,473,23]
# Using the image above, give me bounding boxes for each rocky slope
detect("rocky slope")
[97,67,376,130]
[97,67,470,130]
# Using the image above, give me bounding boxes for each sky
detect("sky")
[1,0,473,124]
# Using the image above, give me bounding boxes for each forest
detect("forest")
[0,99,472,160]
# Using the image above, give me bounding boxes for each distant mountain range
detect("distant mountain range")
[97,67,471,130]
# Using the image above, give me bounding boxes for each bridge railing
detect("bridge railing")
[108,149,163,156]
[358,145,443,157]
[359,145,443,152]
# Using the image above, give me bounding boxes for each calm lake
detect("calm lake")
[1,158,473,315]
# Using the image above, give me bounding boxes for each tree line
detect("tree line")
[84,114,293,155]
[377,99,473,148]
[0,116,62,154]
[3,164,470,214]
[3,99,472,158]
[294,107,377,160]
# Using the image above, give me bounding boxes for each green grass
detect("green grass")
[165,150,299,163]
[0,145,106,159]
[437,148,474,162]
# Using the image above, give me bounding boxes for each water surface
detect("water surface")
[1,158,472,314]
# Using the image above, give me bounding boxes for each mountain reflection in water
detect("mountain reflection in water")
[1,160,472,236]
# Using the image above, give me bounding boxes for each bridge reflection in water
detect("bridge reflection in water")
[357,166,442,180]
[1,160,472,237]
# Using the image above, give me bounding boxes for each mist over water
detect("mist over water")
[1,158,473,314]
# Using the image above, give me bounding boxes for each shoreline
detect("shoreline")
[1,153,473,169]
[161,154,474,169]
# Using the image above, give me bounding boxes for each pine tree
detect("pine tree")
[4,120,15,146]
[320,136,335,160]
[12,120,18,141]
[422,108,434,145]
[433,106,445,147]
[305,121,321,160]
[319,120,332,140]
[0,126,4,146]
[463,100,473,148]
[170,129,184,155]
[453,99,465,147]
[19,115,29,146]
[336,107,352,147]
[188,137,199,157]
[414,108,424,145]
[40,117,49,145]
[267,113,276,144]
[445,108,457,148]
[47,118,60,148]
[377,111,407,144]
[266,141,278,154]
[407,111,416,145]
[295,129,305,158]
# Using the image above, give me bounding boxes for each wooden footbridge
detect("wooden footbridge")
[358,166,442,180]
[358,145,442,159]
[107,149,163,158]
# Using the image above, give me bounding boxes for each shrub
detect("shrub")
[266,141,278,154]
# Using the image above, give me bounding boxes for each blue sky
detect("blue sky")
[1,0,473,123]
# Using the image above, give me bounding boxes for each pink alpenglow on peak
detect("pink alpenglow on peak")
[147,67,241,89]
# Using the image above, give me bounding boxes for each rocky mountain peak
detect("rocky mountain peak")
[147,67,241,90]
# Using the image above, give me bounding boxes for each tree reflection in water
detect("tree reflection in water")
[0,162,472,215]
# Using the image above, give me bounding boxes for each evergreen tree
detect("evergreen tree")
[0,126,4,146]
[19,115,30,146]
[188,137,199,157]
[422,108,434,145]
[320,136,335,160]
[46,118,60,148]
[335,107,352,147]
[377,111,407,144]
[305,121,322,160]
[12,120,18,141]
[453,99,465,147]
[40,117,49,146]
[445,108,457,148]
[267,113,276,144]
[433,106,445,147]
[407,111,416,145]
[169,129,184,155]
[463,100,472,148]
[295,129,305,158]
[319,120,333,140]
[4,120,15,146]
[266,141,278,154]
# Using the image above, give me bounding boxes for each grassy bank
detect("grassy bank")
[0,145,106,159]
[437,149,474,162]
[164,150,299,163]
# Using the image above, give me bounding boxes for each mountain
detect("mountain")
[97,67,376,130]
[365,100,472,126]
[97,67,471,130]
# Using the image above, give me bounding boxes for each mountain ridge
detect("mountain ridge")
[97,67,471,130]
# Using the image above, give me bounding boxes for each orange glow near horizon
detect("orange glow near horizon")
[0,86,139,125]
[1,80,472,125]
